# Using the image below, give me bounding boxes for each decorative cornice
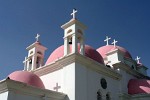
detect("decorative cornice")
[61,19,87,30]
[0,79,9,93]
[26,42,47,50]
[131,93,150,98]
[119,92,150,99]
[34,53,76,76]
[118,93,131,99]
[113,62,150,79]
[0,79,66,99]
[75,53,122,80]
[34,53,122,80]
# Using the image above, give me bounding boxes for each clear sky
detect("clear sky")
[0,0,150,80]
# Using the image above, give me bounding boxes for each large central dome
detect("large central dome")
[45,44,104,65]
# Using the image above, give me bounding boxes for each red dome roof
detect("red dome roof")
[128,79,150,95]
[8,71,45,89]
[45,45,104,65]
[97,45,132,59]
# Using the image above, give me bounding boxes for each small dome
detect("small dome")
[45,44,104,65]
[8,71,45,89]
[97,45,132,59]
[128,79,150,95]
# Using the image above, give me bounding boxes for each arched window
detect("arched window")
[30,51,33,55]
[106,93,111,100]
[29,59,32,64]
[37,51,42,55]
[97,90,102,100]
[67,29,72,33]
[131,65,134,69]
[77,29,83,34]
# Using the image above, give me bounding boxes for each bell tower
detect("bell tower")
[61,9,87,56]
[23,34,47,71]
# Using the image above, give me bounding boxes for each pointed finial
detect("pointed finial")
[135,56,141,64]
[71,8,77,19]
[35,34,40,42]
[111,39,118,47]
[104,36,111,45]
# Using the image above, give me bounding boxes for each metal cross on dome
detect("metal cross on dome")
[104,36,111,45]
[71,8,77,19]
[111,39,118,47]
[135,56,141,64]
[35,34,40,41]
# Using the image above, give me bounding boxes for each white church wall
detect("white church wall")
[62,63,76,100]
[74,62,121,100]
[0,91,8,100]
[119,69,136,94]
[40,67,63,92]
[40,63,76,100]
[75,63,87,100]
[87,67,120,100]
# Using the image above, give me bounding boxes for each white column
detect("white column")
[64,37,69,56]
[23,57,28,71]
[80,38,85,55]
[72,34,78,53]
[27,60,30,71]
[31,55,37,70]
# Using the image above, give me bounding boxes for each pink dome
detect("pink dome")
[8,71,45,89]
[97,45,132,59]
[128,79,150,95]
[45,45,104,65]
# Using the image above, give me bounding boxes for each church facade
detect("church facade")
[0,9,150,100]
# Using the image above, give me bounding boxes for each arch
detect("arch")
[97,89,102,100]
[30,51,33,55]
[29,59,32,64]
[77,29,83,34]
[67,29,72,33]
[37,51,42,55]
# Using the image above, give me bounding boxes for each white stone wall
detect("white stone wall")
[75,62,121,100]
[119,69,136,94]
[40,68,63,92]
[87,67,120,100]
[40,63,76,100]
[75,63,88,100]
[0,92,8,100]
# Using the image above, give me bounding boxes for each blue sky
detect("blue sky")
[0,0,150,80]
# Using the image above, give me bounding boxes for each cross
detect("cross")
[135,56,141,64]
[53,83,61,92]
[71,8,77,19]
[23,57,28,70]
[35,34,40,41]
[111,39,118,47]
[104,36,111,45]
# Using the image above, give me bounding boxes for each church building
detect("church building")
[0,9,150,100]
